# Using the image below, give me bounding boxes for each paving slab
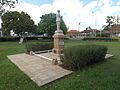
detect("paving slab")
[7,53,72,86]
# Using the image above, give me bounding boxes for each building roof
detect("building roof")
[81,29,100,33]
[68,30,80,33]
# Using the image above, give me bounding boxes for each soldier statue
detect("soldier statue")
[56,10,61,31]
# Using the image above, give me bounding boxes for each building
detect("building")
[66,30,81,39]
[103,24,120,37]
[81,29,100,37]
[110,25,120,37]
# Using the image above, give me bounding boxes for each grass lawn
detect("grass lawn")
[0,40,120,90]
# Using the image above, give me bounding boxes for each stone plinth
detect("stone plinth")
[52,30,64,54]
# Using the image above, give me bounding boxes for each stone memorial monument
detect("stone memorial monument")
[52,10,64,54]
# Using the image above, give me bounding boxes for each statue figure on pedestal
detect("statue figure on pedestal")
[52,10,64,55]
[56,10,61,31]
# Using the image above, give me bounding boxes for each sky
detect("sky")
[6,0,120,31]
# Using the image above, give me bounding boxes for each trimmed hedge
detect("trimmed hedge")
[26,42,53,54]
[96,33,110,37]
[61,45,108,70]
[0,36,51,42]
[82,37,119,41]
[0,37,19,41]
[0,36,69,42]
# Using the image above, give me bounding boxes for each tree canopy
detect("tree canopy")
[0,0,18,16]
[37,13,67,37]
[103,16,115,30]
[1,11,36,36]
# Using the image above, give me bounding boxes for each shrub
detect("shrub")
[96,33,110,37]
[82,37,119,41]
[0,36,52,42]
[0,37,19,41]
[26,42,53,54]
[61,45,108,70]
[112,37,120,41]
[26,36,51,41]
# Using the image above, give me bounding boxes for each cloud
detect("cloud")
[117,2,120,5]
[11,2,53,24]
[7,0,120,31]
[101,0,111,5]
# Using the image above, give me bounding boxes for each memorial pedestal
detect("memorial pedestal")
[52,30,64,54]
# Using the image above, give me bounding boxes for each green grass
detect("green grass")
[0,40,120,90]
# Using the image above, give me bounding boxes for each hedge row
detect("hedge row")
[0,37,19,41]
[82,37,119,41]
[26,42,53,54]
[61,45,108,70]
[0,37,51,42]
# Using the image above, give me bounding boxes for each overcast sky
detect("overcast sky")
[4,0,120,31]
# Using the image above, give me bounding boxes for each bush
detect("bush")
[26,42,53,54]
[0,36,52,42]
[0,37,19,41]
[26,36,51,41]
[112,37,120,41]
[96,33,110,37]
[82,37,119,41]
[61,45,108,70]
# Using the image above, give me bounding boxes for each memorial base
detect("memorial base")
[52,30,64,54]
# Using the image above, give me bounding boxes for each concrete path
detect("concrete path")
[7,53,72,86]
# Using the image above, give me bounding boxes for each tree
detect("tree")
[1,11,36,37]
[103,16,115,30]
[0,0,18,16]
[37,13,67,38]
[102,16,117,37]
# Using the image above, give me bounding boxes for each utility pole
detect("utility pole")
[117,16,120,25]
[92,11,97,37]
[95,14,97,37]
[78,22,80,38]
[78,22,80,31]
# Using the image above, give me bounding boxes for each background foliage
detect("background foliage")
[0,0,18,15]
[37,13,67,37]
[1,11,36,37]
